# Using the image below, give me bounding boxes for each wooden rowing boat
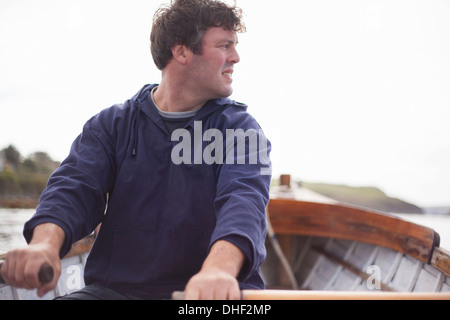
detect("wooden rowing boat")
[261,176,450,297]
[1,175,449,299]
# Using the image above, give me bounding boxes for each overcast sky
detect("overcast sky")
[1,0,449,207]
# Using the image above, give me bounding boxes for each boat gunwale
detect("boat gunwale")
[267,198,450,277]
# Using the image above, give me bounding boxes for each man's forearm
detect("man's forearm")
[30,223,66,253]
[184,240,245,300]
[201,240,245,277]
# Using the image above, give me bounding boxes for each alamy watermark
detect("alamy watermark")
[366,264,381,290]
[66,265,83,290]
[171,121,271,175]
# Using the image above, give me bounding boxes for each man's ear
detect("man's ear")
[171,44,192,65]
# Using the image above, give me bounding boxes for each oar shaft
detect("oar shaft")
[172,290,450,300]
[243,289,450,300]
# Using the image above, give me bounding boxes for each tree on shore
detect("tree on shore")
[0,145,60,206]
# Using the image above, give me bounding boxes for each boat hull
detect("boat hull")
[262,234,450,293]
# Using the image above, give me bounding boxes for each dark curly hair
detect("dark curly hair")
[150,0,246,70]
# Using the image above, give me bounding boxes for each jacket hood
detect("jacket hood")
[130,84,248,156]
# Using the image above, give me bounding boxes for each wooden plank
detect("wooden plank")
[267,199,440,263]
[276,234,294,288]
[441,277,450,292]
[389,255,422,291]
[64,234,95,258]
[0,284,15,300]
[312,245,395,292]
[413,264,445,292]
[431,247,450,277]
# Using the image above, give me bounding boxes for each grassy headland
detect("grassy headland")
[302,181,423,214]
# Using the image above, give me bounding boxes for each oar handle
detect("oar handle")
[171,291,244,300]
[0,262,54,285]
[172,291,187,300]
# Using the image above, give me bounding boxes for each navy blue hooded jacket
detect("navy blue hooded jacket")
[24,84,271,299]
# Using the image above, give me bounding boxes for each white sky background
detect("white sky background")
[0,0,449,207]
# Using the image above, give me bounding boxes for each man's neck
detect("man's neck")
[153,78,208,113]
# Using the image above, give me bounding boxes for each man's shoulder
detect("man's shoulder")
[206,98,263,131]
[212,98,250,121]
[87,102,132,128]
[214,97,248,110]
[94,84,156,118]
[89,84,156,123]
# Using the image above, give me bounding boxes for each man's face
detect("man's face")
[188,27,240,100]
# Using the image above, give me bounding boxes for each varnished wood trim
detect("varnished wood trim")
[431,247,450,277]
[267,199,440,263]
[63,234,96,258]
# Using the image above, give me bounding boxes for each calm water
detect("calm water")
[0,209,35,254]
[1,209,449,255]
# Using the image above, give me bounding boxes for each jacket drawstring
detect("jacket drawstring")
[132,99,141,157]
[131,86,152,157]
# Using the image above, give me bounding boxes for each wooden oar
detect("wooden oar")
[0,262,54,285]
[172,290,450,300]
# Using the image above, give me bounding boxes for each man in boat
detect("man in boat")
[0,0,271,300]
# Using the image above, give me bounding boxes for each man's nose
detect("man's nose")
[228,47,240,64]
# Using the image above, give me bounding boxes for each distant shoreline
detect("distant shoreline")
[0,196,38,209]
